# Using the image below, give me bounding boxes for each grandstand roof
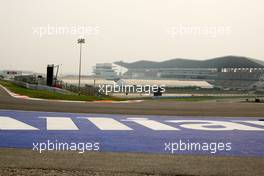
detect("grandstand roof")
[117,79,213,88]
[115,56,264,69]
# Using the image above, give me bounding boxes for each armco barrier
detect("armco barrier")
[11,80,73,95]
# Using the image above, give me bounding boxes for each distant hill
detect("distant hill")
[115,56,264,69]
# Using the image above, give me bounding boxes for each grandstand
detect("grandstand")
[116,79,213,89]
[115,56,264,90]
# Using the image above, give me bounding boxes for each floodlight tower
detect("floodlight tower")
[77,38,85,95]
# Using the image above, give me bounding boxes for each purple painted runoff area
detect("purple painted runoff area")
[0,110,263,157]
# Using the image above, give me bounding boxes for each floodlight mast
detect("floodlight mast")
[77,38,85,95]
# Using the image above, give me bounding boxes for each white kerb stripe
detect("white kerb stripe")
[0,116,38,130]
[85,117,133,130]
[40,117,79,130]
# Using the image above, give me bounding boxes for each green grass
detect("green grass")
[0,79,256,102]
[0,80,124,101]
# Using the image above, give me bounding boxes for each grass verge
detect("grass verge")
[0,80,125,101]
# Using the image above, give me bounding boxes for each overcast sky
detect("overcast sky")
[0,0,263,74]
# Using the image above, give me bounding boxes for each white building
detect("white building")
[93,63,119,80]
[0,70,23,79]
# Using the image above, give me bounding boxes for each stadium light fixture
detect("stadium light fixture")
[77,38,85,95]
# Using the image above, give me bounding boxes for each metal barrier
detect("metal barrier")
[11,80,73,95]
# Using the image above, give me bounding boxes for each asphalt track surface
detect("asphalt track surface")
[0,86,264,176]
[1,85,264,117]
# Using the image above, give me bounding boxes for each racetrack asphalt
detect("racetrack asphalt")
[1,85,264,117]
[0,85,264,176]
